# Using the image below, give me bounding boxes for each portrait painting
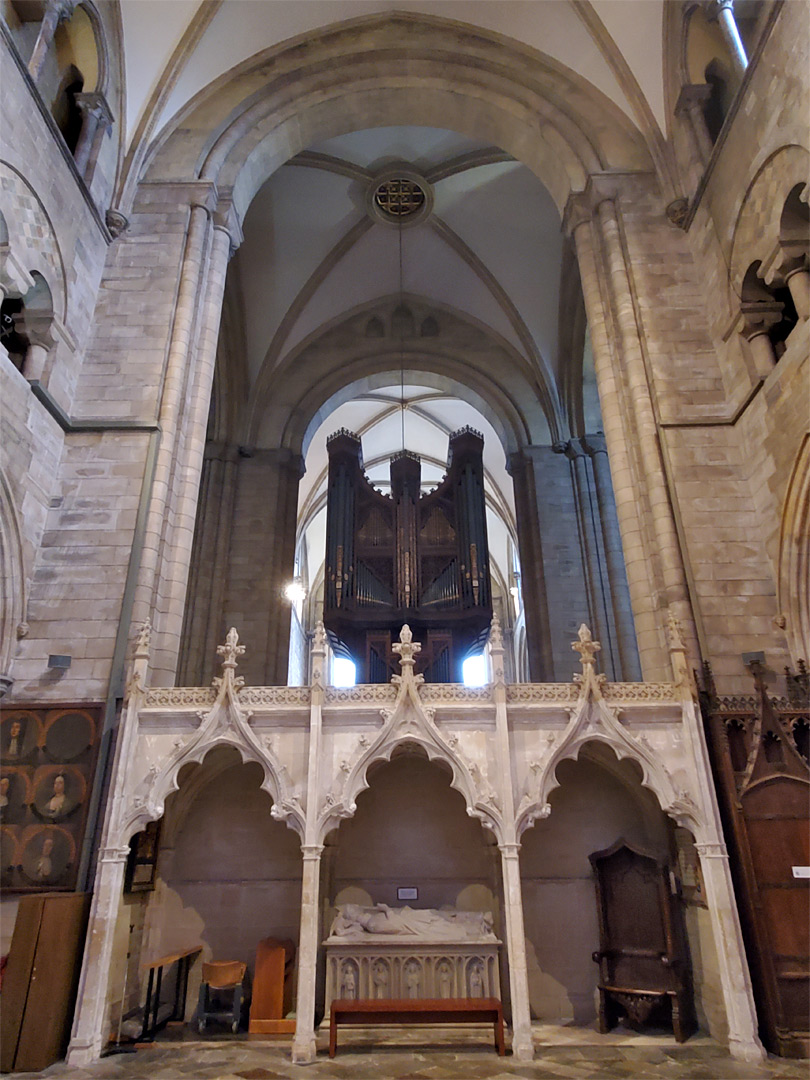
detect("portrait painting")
[1,713,39,763]
[0,827,17,887]
[20,826,74,887]
[33,766,84,821]
[44,709,95,762]
[0,769,28,825]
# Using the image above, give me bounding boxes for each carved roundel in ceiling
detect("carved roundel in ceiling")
[367,167,433,228]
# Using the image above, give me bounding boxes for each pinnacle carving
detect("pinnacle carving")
[134,618,151,658]
[392,623,421,682]
[571,624,605,701]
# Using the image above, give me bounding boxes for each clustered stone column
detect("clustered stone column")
[582,434,641,681]
[131,187,241,684]
[178,443,239,685]
[566,185,700,681]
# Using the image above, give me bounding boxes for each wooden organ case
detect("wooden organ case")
[324,427,492,682]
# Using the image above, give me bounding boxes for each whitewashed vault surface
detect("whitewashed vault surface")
[66,617,766,1065]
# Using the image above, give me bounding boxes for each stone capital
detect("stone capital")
[740,300,784,340]
[74,91,114,129]
[138,180,219,215]
[561,192,592,238]
[50,0,80,23]
[98,846,131,864]
[582,432,607,457]
[665,197,690,230]
[695,840,729,859]
[238,446,306,478]
[564,438,589,461]
[674,83,713,116]
[213,195,244,257]
[301,844,324,860]
[705,0,735,19]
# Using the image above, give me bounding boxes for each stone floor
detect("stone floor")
[16,1025,809,1080]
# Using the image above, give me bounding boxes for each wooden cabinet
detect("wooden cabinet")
[589,840,695,1042]
[0,892,89,1072]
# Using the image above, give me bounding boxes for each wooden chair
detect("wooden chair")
[197,960,247,1034]
[589,839,696,1042]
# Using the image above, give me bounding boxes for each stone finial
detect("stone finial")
[572,624,601,669]
[312,621,327,652]
[392,624,421,677]
[216,627,245,671]
[134,618,151,658]
[311,621,327,688]
[489,612,504,651]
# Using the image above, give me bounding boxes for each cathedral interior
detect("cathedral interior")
[0,1,808,1075]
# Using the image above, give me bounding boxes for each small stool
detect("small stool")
[197,960,247,1034]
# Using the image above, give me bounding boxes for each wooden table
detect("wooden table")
[329,997,505,1057]
[140,946,202,1040]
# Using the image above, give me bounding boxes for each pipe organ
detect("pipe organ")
[324,427,492,682]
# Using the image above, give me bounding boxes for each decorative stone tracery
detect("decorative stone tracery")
[67,618,764,1066]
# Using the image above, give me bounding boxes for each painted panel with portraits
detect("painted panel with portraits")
[0,705,101,891]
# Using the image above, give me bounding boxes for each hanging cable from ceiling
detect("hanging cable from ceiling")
[398,214,405,452]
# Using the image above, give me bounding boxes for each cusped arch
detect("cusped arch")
[516,695,703,840]
[116,708,305,847]
[320,733,503,850]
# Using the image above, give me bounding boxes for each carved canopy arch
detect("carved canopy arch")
[316,625,504,846]
[515,626,704,839]
[114,628,305,846]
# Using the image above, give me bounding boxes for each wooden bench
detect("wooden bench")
[329,997,505,1057]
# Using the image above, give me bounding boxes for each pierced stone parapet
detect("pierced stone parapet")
[324,684,397,704]
[506,683,579,703]
[143,687,217,709]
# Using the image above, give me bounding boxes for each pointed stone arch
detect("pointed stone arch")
[115,628,305,847]
[516,627,703,840]
[316,626,504,847]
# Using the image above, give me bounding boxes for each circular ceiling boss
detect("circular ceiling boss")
[367,167,433,227]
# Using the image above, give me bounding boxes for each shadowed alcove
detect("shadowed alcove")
[519,743,726,1039]
[141,748,303,1015]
